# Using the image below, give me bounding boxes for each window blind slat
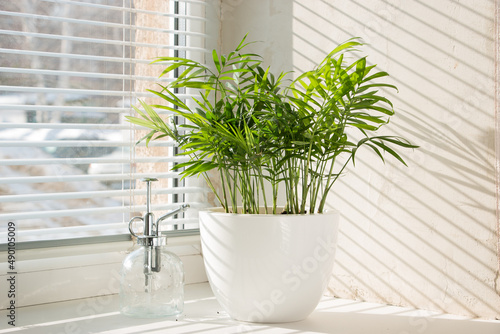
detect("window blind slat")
[0,66,171,82]
[0,156,189,166]
[0,105,130,113]
[0,202,203,221]
[0,85,143,98]
[0,140,175,148]
[38,0,209,20]
[0,85,193,99]
[0,10,208,37]
[0,105,181,116]
[0,48,152,64]
[0,216,201,241]
[0,187,207,203]
[0,123,130,130]
[0,173,181,184]
[39,0,208,16]
[0,29,208,52]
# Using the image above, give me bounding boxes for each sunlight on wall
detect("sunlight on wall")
[294,0,499,319]
[219,0,500,319]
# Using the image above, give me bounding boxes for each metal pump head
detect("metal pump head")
[127,178,158,247]
[127,178,190,276]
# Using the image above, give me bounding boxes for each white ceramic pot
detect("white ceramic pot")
[199,208,339,323]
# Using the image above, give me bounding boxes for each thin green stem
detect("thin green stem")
[201,172,224,210]
[318,155,352,212]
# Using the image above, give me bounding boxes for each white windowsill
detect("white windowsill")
[0,235,206,310]
[1,283,498,334]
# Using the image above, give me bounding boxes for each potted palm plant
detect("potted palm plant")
[127,35,417,322]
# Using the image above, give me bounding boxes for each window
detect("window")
[0,0,210,247]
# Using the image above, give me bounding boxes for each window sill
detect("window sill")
[1,283,498,333]
[0,235,206,309]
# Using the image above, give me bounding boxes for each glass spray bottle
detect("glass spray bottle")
[120,177,189,318]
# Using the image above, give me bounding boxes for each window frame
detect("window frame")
[0,0,212,250]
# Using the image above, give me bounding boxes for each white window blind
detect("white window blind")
[0,0,210,245]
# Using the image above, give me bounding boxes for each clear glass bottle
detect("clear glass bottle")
[120,243,185,318]
[119,178,189,318]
